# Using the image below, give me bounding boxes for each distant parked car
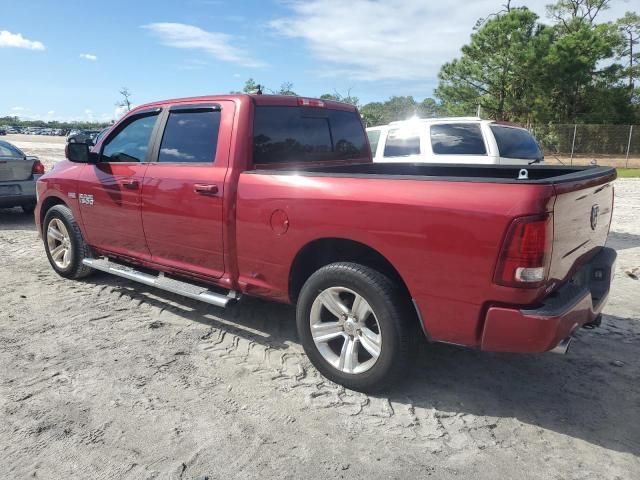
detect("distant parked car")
[67,129,102,144]
[0,128,6,136]
[366,118,544,165]
[0,140,45,214]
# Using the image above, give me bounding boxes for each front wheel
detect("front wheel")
[43,205,93,279]
[296,262,417,392]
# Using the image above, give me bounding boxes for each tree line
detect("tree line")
[242,0,639,127]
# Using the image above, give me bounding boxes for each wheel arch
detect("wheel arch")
[289,237,413,305]
[39,195,68,229]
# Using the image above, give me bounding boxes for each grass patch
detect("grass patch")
[616,169,640,178]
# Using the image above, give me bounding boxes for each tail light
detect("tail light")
[494,214,553,288]
[32,159,45,175]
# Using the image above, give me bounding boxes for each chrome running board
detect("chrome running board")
[82,257,239,308]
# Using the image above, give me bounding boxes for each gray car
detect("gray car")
[0,140,45,214]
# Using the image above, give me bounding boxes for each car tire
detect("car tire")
[296,262,418,392]
[43,204,93,279]
[21,204,36,215]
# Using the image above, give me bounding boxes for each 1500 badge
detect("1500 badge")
[79,194,94,205]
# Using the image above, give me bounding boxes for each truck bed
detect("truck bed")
[255,163,616,185]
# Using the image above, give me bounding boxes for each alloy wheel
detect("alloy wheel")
[309,286,382,374]
[46,218,72,270]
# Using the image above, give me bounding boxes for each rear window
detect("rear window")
[383,128,421,157]
[0,143,22,158]
[490,125,543,160]
[430,123,486,155]
[253,106,368,164]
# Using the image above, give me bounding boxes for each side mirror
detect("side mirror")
[66,143,98,164]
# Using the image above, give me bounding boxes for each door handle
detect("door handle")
[120,179,139,189]
[194,184,219,196]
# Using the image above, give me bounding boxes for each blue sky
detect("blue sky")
[0,0,634,122]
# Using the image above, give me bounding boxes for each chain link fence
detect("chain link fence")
[530,124,639,168]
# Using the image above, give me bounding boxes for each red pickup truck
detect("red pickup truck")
[35,94,616,391]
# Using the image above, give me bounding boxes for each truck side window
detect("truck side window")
[383,128,420,157]
[101,114,159,163]
[430,123,487,155]
[158,110,221,163]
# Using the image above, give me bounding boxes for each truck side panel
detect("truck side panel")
[235,173,556,346]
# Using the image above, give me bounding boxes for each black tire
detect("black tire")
[21,204,36,215]
[43,204,93,279]
[296,262,417,392]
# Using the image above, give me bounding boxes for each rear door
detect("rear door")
[140,101,234,279]
[0,142,32,183]
[77,108,161,259]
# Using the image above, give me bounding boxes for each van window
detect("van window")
[253,107,368,164]
[490,125,543,161]
[430,123,486,155]
[367,130,381,155]
[383,128,421,157]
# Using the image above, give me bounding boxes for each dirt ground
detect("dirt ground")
[1,135,639,479]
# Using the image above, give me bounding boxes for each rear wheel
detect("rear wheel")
[43,205,93,279]
[296,262,417,392]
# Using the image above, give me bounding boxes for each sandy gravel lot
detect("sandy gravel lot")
[1,136,639,479]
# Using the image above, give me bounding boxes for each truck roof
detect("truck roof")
[130,94,359,113]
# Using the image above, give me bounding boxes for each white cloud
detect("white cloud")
[79,53,97,61]
[0,30,45,50]
[143,22,265,68]
[47,110,55,115]
[11,106,25,111]
[271,0,632,81]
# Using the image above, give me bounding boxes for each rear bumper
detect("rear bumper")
[481,247,616,353]
[0,178,37,207]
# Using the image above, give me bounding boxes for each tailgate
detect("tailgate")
[549,178,614,284]
[0,157,34,182]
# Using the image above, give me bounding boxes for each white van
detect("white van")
[366,118,544,165]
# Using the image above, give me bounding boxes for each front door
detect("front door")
[77,109,161,259]
[141,102,232,279]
